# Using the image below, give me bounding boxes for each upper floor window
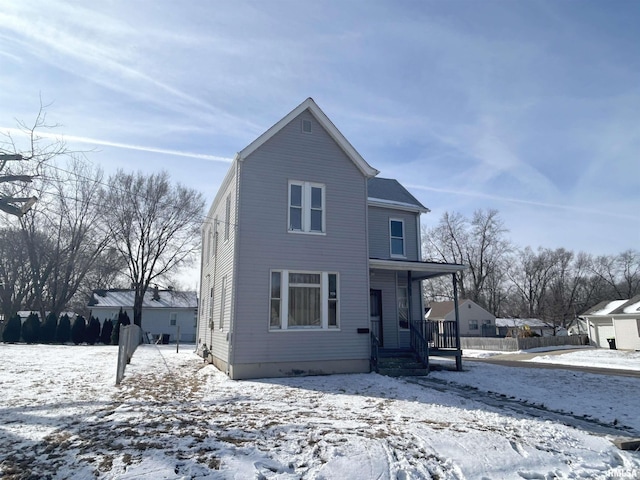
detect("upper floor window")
[288,181,325,234]
[390,219,405,257]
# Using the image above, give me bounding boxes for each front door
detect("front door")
[370,289,383,347]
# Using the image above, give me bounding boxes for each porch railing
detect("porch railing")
[409,320,430,369]
[426,320,459,349]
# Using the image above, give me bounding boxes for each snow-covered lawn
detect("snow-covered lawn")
[0,344,639,479]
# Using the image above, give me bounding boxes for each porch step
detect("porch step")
[377,352,429,377]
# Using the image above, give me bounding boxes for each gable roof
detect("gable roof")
[368,177,429,213]
[495,318,553,328]
[89,289,197,309]
[426,299,496,320]
[425,300,455,320]
[235,97,379,178]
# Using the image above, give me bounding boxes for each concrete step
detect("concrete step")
[377,352,429,377]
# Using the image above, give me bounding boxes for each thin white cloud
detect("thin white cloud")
[1,127,232,163]
[0,3,260,135]
[406,183,639,221]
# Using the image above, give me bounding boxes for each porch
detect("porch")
[369,258,466,375]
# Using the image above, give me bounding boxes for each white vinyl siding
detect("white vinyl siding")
[219,276,227,329]
[288,181,325,234]
[269,270,339,330]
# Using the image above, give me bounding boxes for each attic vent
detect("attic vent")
[302,119,312,133]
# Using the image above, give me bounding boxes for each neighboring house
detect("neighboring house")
[89,288,198,343]
[427,300,496,337]
[197,98,466,380]
[495,318,556,338]
[579,296,640,350]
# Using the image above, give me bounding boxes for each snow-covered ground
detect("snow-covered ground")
[527,348,640,371]
[1,344,639,479]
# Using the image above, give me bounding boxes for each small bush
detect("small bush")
[100,319,113,344]
[71,315,86,345]
[2,314,22,343]
[41,312,58,344]
[22,312,41,344]
[56,314,71,343]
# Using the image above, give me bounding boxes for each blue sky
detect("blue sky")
[1,0,638,268]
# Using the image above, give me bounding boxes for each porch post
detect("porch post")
[452,273,462,371]
[407,270,412,325]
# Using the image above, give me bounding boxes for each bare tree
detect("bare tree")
[423,209,511,311]
[102,170,205,327]
[590,250,640,300]
[0,103,67,217]
[0,229,35,319]
[15,157,112,319]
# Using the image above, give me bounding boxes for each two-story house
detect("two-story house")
[197,98,465,380]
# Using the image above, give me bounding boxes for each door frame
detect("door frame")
[370,289,384,347]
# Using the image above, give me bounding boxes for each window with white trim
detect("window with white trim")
[170,312,177,326]
[288,181,325,233]
[390,219,405,257]
[211,217,218,258]
[269,270,339,330]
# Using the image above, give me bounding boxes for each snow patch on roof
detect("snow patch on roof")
[591,300,628,315]
[90,289,197,309]
[623,300,640,314]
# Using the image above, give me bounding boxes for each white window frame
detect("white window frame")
[389,218,406,258]
[288,181,325,234]
[170,312,177,326]
[269,270,339,331]
[397,285,409,330]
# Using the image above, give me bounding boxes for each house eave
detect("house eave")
[368,197,430,214]
[369,258,467,280]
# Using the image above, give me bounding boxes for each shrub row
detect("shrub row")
[2,308,132,345]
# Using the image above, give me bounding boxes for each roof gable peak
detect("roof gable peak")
[236,98,379,178]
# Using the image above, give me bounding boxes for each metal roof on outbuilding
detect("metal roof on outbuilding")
[89,289,197,309]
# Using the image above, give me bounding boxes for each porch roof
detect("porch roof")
[369,258,466,281]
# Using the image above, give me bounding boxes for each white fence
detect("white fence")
[116,324,142,385]
[460,335,588,352]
